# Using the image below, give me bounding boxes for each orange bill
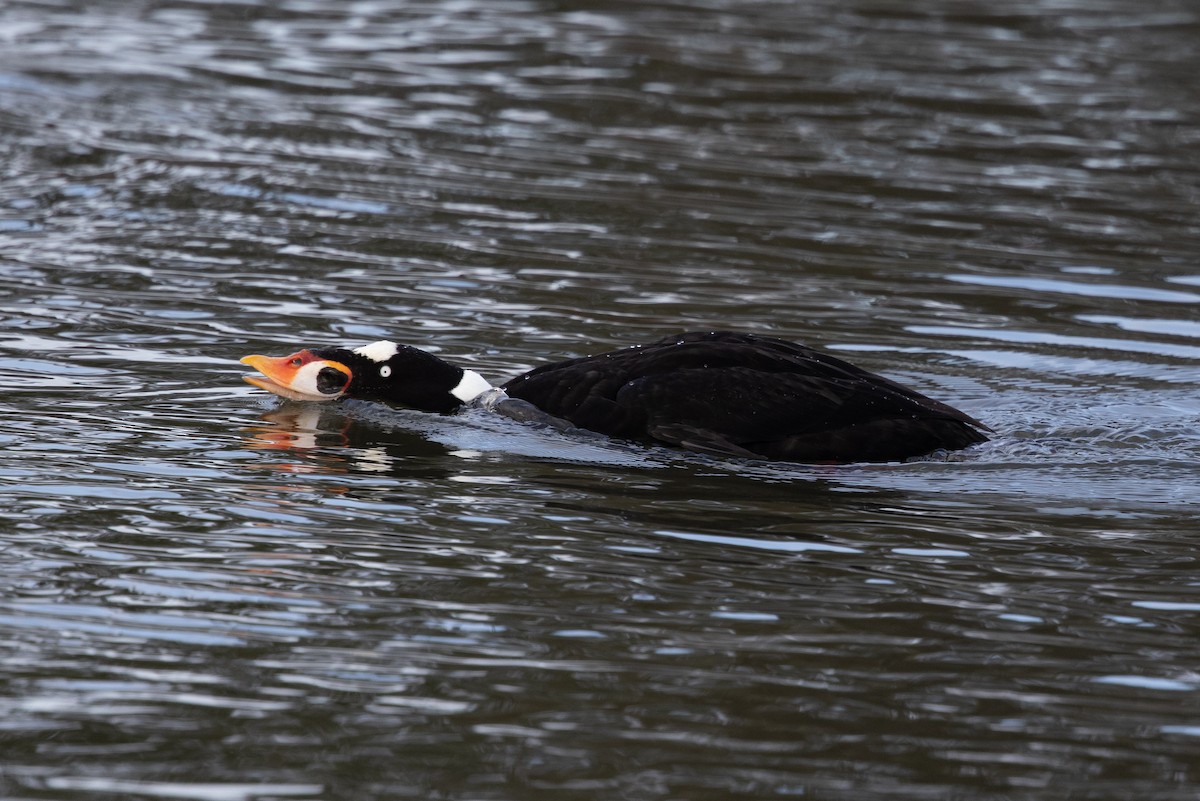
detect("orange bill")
[240,351,351,402]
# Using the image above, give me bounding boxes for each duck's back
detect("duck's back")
[501,331,988,463]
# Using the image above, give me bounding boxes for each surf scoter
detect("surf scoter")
[240,331,989,463]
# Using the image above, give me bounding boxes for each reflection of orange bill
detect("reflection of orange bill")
[243,407,349,457]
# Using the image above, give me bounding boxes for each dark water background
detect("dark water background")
[3,0,1200,798]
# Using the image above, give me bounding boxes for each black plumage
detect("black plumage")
[501,332,988,463]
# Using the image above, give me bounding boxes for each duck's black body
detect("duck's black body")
[501,332,987,463]
[241,331,989,464]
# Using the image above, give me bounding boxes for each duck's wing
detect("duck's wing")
[616,367,987,463]
[502,332,988,462]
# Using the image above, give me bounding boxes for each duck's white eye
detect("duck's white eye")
[380,365,392,378]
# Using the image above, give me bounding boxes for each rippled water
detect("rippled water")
[4,0,1200,798]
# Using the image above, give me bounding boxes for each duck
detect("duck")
[240,331,989,464]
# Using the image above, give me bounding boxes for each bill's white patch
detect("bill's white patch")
[354,340,400,363]
[291,361,345,398]
[450,369,493,403]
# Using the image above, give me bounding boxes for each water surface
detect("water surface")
[3,0,1200,798]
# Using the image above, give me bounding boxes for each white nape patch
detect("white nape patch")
[451,369,494,403]
[354,340,400,363]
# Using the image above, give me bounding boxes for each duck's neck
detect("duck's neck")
[450,369,494,404]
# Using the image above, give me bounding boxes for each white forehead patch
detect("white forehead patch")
[353,340,399,363]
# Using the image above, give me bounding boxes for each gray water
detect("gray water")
[3,0,1200,798]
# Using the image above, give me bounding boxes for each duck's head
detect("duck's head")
[240,340,492,413]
